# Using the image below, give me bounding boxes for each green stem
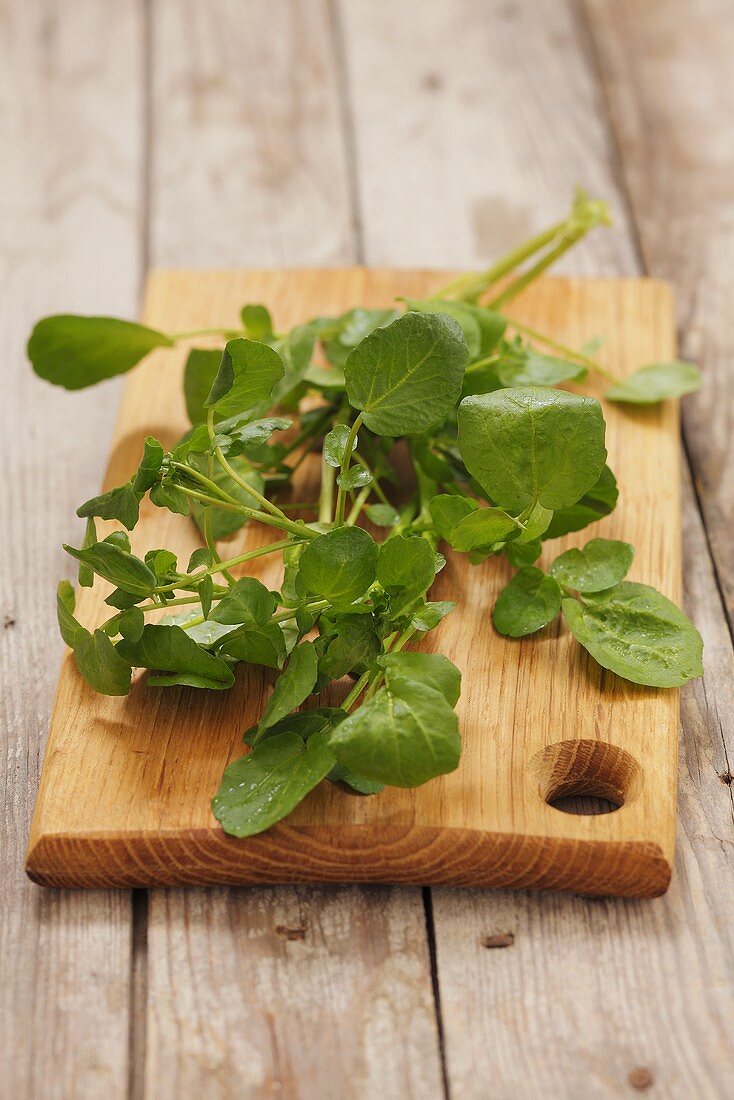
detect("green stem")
[270,599,330,624]
[318,455,336,525]
[179,613,206,630]
[171,462,242,507]
[486,230,587,310]
[334,413,363,526]
[155,538,299,593]
[464,353,501,376]
[207,409,291,522]
[505,318,621,384]
[436,220,566,302]
[175,485,245,513]
[342,670,371,711]
[170,326,243,341]
[346,483,372,526]
[203,448,237,585]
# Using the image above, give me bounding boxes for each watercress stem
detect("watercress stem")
[342,670,371,712]
[318,455,336,525]
[486,229,588,309]
[207,409,291,523]
[334,413,363,526]
[505,318,621,383]
[436,220,566,302]
[346,483,372,526]
[170,326,243,341]
[155,538,299,593]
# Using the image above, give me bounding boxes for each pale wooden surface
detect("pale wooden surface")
[3,0,733,1097]
[28,272,681,896]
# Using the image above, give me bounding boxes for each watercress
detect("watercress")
[30,191,704,837]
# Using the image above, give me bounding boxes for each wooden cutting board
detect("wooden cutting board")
[26,271,681,897]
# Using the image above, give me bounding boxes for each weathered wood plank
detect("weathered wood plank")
[584,0,734,630]
[338,0,734,1094]
[0,0,144,1097]
[142,3,444,1096]
[338,0,637,273]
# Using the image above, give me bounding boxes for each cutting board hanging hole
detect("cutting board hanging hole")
[530,740,642,815]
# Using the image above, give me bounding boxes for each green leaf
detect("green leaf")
[496,344,587,387]
[337,466,373,491]
[324,308,400,368]
[405,299,506,357]
[78,516,97,587]
[189,457,264,540]
[504,539,542,568]
[144,548,178,582]
[562,583,703,687]
[543,465,618,540]
[429,494,477,541]
[76,481,140,532]
[208,576,275,626]
[63,539,157,597]
[134,437,165,493]
[550,538,634,593]
[105,587,142,610]
[605,361,701,404]
[255,641,319,739]
[410,600,455,632]
[117,624,235,689]
[376,535,436,617]
[516,499,553,543]
[224,417,292,462]
[28,315,172,390]
[365,503,400,527]
[243,706,345,747]
[184,349,222,425]
[212,728,335,837]
[199,575,214,619]
[458,387,607,513]
[317,615,381,681]
[330,678,460,787]
[493,567,562,637]
[240,303,273,341]
[327,764,384,795]
[449,507,519,552]
[74,629,132,695]
[118,606,145,642]
[345,312,468,435]
[378,651,461,706]
[299,527,377,608]
[323,424,358,468]
[150,481,191,516]
[205,338,284,416]
[57,580,83,648]
[219,623,286,669]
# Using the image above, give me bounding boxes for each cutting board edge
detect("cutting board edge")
[26,821,673,898]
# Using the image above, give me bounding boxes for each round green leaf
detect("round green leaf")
[299,527,377,607]
[550,538,633,593]
[330,678,461,787]
[493,567,562,637]
[345,312,468,435]
[458,387,607,513]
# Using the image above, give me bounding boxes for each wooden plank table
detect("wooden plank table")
[2,1,732,1097]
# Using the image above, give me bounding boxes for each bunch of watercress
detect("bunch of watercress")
[29,190,704,837]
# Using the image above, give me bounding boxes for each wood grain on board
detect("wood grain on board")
[27,269,680,898]
[142,8,446,1099]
